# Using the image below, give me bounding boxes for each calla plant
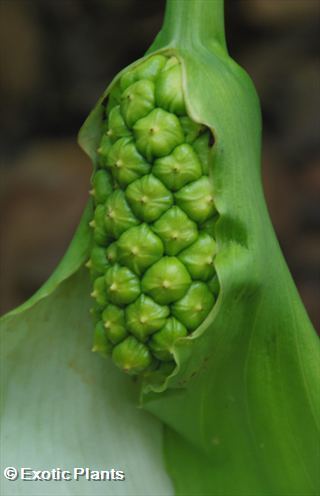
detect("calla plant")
[1,1,319,495]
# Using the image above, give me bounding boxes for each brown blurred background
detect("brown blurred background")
[0,0,319,331]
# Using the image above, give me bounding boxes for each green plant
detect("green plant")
[89,54,217,377]
[1,1,319,495]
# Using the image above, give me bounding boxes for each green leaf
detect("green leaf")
[139,1,320,495]
[0,269,173,496]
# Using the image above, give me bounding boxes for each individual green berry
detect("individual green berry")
[152,206,198,255]
[119,54,167,91]
[102,305,128,344]
[125,295,169,342]
[106,242,118,264]
[97,134,113,167]
[112,336,152,375]
[179,116,204,143]
[90,204,110,246]
[153,143,202,191]
[117,223,164,275]
[172,282,214,331]
[88,244,110,275]
[121,79,155,128]
[106,105,131,142]
[141,257,191,305]
[155,61,186,115]
[91,276,108,307]
[149,317,188,361]
[105,264,140,305]
[91,169,113,204]
[125,174,173,222]
[133,108,184,161]
[106,137,150,187]
[92,321,113,357]
[175,176,216,223]
[104,190,139,239]
[178,232,216,281]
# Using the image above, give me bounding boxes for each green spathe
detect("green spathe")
[1,1,318,496]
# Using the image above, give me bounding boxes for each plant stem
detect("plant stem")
[154,0,226,52]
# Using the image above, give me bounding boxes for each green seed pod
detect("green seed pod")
[117,223,164,276]
[133,108,184,161]
[119,54,167,92]
[152,206,198,255]
[91,276,108,307]
[112,336,152,375]
[90,204,109,246]
[104,190,139,239]
[175,176,216,223]
[106,137,150,187]
[155,62,186,115]
[141,257,191,305]
[92,321,113,357]
[152,143,202,191]
[102,305,128,344]
[87,53,217,378]
[97,134,113,168]
[106,242,118,264]
[125,174,173,222]
[178,232,216,281]
[179,116,204,144]
[125,294,169,342]
[105,264,140,305]
[91,169,113,204]
[106,105,131,142]
[192,131,211,174]
[149,317,188,361]
[172,282,214,331]
[88,244,110,275]
[121,80,155,128]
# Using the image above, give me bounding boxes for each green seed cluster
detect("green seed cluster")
[87,54,219,376]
